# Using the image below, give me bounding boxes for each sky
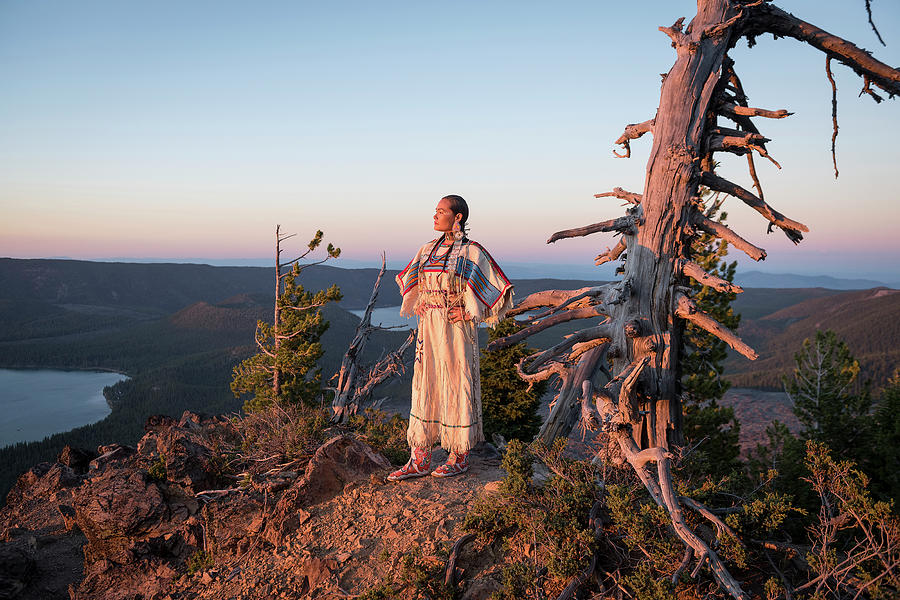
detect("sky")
[1,0,899,282]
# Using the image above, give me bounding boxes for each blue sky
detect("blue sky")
[1,1,899,281]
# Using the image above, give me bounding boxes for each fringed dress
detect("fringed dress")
[395,235,514,454]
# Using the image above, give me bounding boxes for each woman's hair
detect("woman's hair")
[442,194,469,230]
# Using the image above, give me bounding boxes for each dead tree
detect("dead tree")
[490,2,899,598]
[330,254,416,423]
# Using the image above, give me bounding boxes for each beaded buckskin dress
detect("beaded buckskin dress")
[396,235,513,455]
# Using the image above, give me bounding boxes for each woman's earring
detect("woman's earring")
[452,220,463,241]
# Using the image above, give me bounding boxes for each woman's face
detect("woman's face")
[433,198,460,233]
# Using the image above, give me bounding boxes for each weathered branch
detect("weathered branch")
[709,132,781,168]
[865,0,886,47]
[613,118,655,158]
[508,286,597,317]
[675,293,758,360]
[331,255,413,423]
[678,258,744,294]
[746,4,900,97]
[693,213,767,261]
[520,323,614,375]
[701,171,808,242]
[826,56,840,178]
[655,454,750,600]
[659,17,688,47]
[540,343,609,445]
[350,330,415,404]
[515,356,568,385]
[444,533,475,589]
[488,306,608,351]
[717,102,792,119]
[618,356,649,408]
[595,238,627,266]
[547,215,638,244]
[530,285,612,321]
[709,131,767,149]
[594,187,642,205]
[680,496,742,541]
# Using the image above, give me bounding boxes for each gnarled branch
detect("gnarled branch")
[547,215,638,244]
[594,187,642,205]
[678,258,744,294]
[508,286,598,317]
[520,323,614,375]
[746,4,900,98]
[717,102,792,119]
[614,118,655,158]
[595,238,627,266]
[701,171,808,242]
[693,213,767,261]
[675,293,758,360]
[489,305,609,351]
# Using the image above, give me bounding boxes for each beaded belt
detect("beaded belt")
[422,303,453,310]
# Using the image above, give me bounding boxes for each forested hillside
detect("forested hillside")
[726,287,900,389]
[1,258,896,499]
[0,259,416,498]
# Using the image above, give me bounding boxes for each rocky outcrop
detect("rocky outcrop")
[137,412,238,494]
[0,411,397,600]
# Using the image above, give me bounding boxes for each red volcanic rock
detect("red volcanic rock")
[265,435,391,546]
[72,468,172,564]
[138,411,238,494]
[89,444,136,473]
[57,445,96,474]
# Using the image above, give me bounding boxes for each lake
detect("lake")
[349,306,416,329]
[0,369,128,448]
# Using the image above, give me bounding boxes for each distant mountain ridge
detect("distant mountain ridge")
[735,270,890,290]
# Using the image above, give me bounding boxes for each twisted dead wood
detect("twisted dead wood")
[490,3,900,599]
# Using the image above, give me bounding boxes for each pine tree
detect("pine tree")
[681,193,742,477]
[784,330,871,454]
[480,318,547,443]
[231,227,341,413]
[870,371,900,503]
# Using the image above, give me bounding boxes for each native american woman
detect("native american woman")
[389,195,513,480]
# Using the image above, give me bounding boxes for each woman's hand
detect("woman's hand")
[448,306,471,323]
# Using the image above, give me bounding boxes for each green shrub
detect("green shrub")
[186,549,213,575]
[480,318,546,443]
[464,437,599,594]
[147,454,167,482]
[347,408,409,465]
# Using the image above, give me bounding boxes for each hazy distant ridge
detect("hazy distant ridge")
[735,270,890,290]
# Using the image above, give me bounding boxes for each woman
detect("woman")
[388,195,513,480]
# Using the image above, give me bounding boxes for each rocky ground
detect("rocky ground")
[720,388,799,455]
[0,389,797,600]
[0,411,510,600]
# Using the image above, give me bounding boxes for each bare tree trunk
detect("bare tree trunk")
[491,2,900,597]
[273,225,284,399]
[330,254,416,423]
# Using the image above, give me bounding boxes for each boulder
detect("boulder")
[4,463,80,506]
[71,467,197,564]
[265,436,391,545]
[138,411,238,494]
[89,445,136,473]
[57,446,96,474]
